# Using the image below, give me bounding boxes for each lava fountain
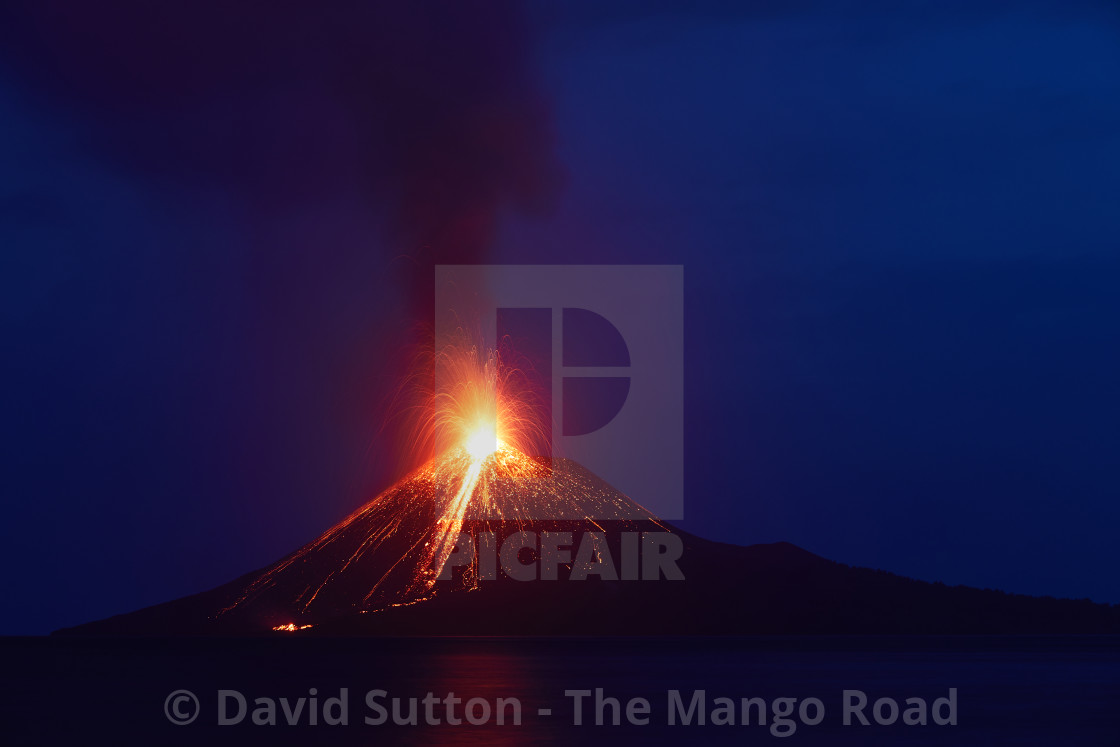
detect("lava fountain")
[216,331,663,627]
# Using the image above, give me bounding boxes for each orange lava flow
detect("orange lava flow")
[216,331,664,626]
[407,330,551,591]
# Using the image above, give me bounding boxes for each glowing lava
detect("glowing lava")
[464,423,499,461]
[217,330,665,628]
[272,623,313,632]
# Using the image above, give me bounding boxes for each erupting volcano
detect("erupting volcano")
[58,335,1120,636]
[194,332,666,626]
[213,441,669,630]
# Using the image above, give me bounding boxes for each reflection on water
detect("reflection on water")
[418,650,546,745]
[4,637,1119,745]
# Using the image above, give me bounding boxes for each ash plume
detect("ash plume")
[0,0,560,301]
[0,0,562,486]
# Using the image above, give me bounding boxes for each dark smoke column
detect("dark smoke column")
[0,0,562,475]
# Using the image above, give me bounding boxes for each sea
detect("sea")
[4,635,1118,745]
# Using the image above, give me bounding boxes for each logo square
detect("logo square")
[435,265,683,520]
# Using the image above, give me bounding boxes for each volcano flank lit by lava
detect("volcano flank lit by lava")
[211,333,667,629]
[61,332,1119,638]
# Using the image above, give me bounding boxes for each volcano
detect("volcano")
[57,445,1120,636]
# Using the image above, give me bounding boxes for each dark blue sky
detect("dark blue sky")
[3,1,1119,634]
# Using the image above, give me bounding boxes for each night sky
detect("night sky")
[3,1,1119,635]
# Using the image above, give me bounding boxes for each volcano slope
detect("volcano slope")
[57,445,1120,636]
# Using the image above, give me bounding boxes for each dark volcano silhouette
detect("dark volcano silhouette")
[57,449,1120,636]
